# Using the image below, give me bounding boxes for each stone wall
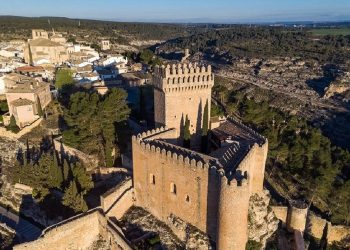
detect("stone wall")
[53,138,99,171]
[132,135,211,233]
[272,206,350,245]
[14,208,133,250]
[0,118,42,140]
[14,209,106,250]
[308,212,350,244]
[101,179,134,219]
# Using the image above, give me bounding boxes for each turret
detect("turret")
[216,176,250,250]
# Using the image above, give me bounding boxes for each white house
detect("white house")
[0,75,6,94]
[102,55,128,67]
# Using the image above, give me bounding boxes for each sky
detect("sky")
[1,0,350,23]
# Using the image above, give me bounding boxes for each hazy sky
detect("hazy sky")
[1,0,350,23]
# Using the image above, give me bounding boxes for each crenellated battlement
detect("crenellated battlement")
[153,63,214,91]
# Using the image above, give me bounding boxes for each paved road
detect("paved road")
[0,205,42,242]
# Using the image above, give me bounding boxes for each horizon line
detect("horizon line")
[1,15,350,25]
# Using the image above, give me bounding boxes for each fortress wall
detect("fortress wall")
[271,206,288,224]
[308,213,350,244]
[236,142,267,195]
[53,138,99,171]
[216,177,250,250]
[101,179,134,219]
[14,209,107,250]
[132,138,211,232]
[287,205,308,232]
[154,88,166,127]
[273,208,350,245]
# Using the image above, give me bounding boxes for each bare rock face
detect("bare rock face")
[0,223,16,249]
[248,190,279,249]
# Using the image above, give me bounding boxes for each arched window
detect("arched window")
[173,78,176,84]
[193,76,196,82]
[150,174,155,185]
[202,75,206,82]
[207,75,210,81]
[188,76,191,83]
[185,195,190,203]
[178,77,182,83]
[198,75,201,82]
[170,182,177,194]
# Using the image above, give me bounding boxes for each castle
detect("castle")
[13,62,269,250]
[132,63,268,249]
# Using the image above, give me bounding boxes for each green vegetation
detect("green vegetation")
[160,26,350,63]
[36,97,43,117]
[6,115,20,133]
[0,100,9,124]
[139,49,162,66]
[7,143,93,214]
[183,115,191,149]
[62,89,130,167]
[246,240,262,250]
[201,100,209,153]
[310,28,350,36]
[216,80,350,224]
[55,68,74,90]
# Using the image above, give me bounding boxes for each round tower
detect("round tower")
[216,176,250,250]
[287,200,308,232]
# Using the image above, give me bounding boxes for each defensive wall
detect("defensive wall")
[272,206,350,245]
[101,178,134,219]
[53,137,99,171]
[13,208,132,250]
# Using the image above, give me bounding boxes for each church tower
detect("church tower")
[153,63,214,147]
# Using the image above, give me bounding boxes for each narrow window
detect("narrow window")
[150,174,155,185]
[185,195,190,203]
[170,183,177,194]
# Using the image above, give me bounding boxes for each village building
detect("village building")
[4,73,51,128]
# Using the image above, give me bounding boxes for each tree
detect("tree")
[36,96,43,117]
[28,43,33,66]
[6,115,20,133]
[55,68,74,90]
[183,115,191,149]
[63,159,71,183]
[62,89,130,167]
[62,180,88,213]
[201,100,209,153]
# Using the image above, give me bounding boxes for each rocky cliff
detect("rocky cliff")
[248,190,279,249]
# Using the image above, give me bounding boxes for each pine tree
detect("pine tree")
[201,100,209,153]
[183,115,191,149]
[7,115,20,133]
[63,159,71,183]
[36,96,43,117]
[62,180,88,213]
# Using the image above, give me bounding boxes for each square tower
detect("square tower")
[153,63,214,147]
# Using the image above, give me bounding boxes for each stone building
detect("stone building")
[132,63,268,250]
[24,29,69,65]
[153,63,214,147]
[4,73,51,127]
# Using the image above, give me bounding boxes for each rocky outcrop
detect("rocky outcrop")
[0,223,15,249]
[248,190,279,249]
[324,83,350,98]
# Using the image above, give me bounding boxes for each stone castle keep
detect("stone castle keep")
[153,63,214,146]
[133,63,268,249]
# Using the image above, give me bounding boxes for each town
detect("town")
[0,14,349,250]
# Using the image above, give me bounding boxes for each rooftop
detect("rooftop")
[29,38,62,47]
[11,98,34,107]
